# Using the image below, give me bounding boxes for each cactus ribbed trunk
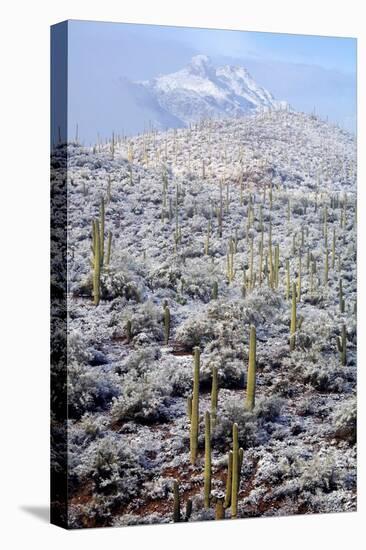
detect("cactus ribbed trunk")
[99,197,105,267]
[164,305,171,345]
[231,423,239,518]
[337,324,347,366]
[246,326,256,411]
[211,366,218,426]
[93,219,101,306]
[190,347,200,464]
[290,282,297,351]
[106,231,112,266]
[215,498,225,520]
[204,411,211,508]
[187,395,192,421]
[224,450,233,509]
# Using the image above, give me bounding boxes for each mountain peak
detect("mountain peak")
[138,55,288,127]
[186,54,213,77]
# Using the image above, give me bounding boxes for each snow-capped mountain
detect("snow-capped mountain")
[138,55,288,126]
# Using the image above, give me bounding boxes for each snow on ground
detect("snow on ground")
[53,110,356,528]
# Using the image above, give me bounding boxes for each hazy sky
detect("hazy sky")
[66,20,357,143]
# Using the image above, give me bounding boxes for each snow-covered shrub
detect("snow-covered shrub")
[149,261,182,290]
[213,394,284,450]
[302,364,345,392]
[68,330,92,365]
[116,345,161,375]
[100,270,141,301]
[111,368,172,423]
[175,311,217,349]
[69,434,147,526]
[68,363,120,419]
[120,301,164,344]
[181,258,221,302]
[255,396,285,421]
[202,346,244,388]
[212,396,258,450]
[331,397,356,444]
[160,362,192,396]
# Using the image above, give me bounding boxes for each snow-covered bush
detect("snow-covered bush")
[120,301,164,344]
[175,311,217,349]
[111,368,172,423]
[181,258,221,302]
[116,346,161,375]
[331,396,356,444]
[68,363,120,419]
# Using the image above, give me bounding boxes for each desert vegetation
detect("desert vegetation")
[53,110,356,527]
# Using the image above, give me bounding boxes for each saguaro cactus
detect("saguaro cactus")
[211,366,218,426]
[164,303,171,345]
[224,450,233,508]
[126,320,132,343]
[204,411,212,508]
[173,480,181,522]
[297,253,302,301]
[290,282,297,351]
[245,326,256,411]
[339,279,345,313]
[92,219,101,306]
[106,231,112,266]
[212,281,218,300]
[187,395,192,421]
[274,244,279,289]
[231,423,239,518]
[286,259,290,300]
[324,249,329,286]
[337,324,347,366]
[215,497,225,520]
[99,197,105,267]
[190,347,200,464]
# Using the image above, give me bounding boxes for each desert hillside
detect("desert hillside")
[54,110,356,527]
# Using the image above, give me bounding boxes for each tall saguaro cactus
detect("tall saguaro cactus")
[106,231,112,266]
[231,423,239,518]
[337,324,347,366]
[224,450,233,509]
[211,366,218,426]
[190,347,200,464]
[164,303,171,345]
[245,326,257,411]
[92,219,101,306]
[290,282,297,351]
[204,411,212,508]
[339,279,345,313]
[99,197,105,267]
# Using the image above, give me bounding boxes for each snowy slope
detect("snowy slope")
[139,55,288,125]
[55,110,356,528]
